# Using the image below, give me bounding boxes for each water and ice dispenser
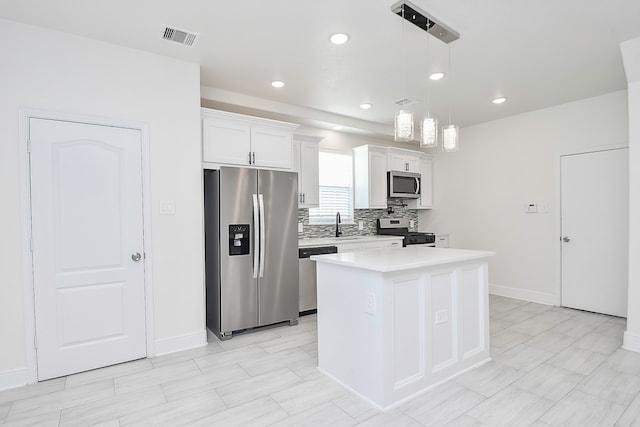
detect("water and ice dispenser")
[228,224,250,256]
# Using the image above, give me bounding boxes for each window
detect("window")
[309,151,354,224]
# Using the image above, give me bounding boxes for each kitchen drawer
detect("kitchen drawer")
[435,234,449,248]
[384,240,403,249]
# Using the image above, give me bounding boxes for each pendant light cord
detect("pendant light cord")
[401,5,407,108]
[426,19,431,116]
[448,43,452,125]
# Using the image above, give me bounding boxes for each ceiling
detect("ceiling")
[2,0,640,139]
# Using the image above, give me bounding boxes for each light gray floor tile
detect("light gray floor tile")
[489,318,514,335]
[594,318,627,337]
[570,310,611,326]
[119,390,225,426]
[1,410,61,427]
[525,330,577,354]
[356,409,423,427]
[0,401,11,421]
[92,420,120,427]
[150,341,224,368]
[288,358,324,381]
[454,361,525,397]
[269,401,357,427]
[494,344,555,372]
[573,332,623,355]
[576,364,640,406]
[512,363,584,402]
[467,386,554,427]
[161,363,249,402]
[195,344,270,372]
[239,347,314,377]
[0,377,66,404]
[399,380,486,426]
[113,360,201,395]
[332,392,380,422]
[443,414,489,427]
[490,299,525,314]
[508,318,557,337]
[275,317,318,336]
[271,375,348,415]
[531,310,575,326]
[604,348,640,375]
[216,329,281,351]
[548,318,599,338]
[5,380,114,422]
[540,389,625,427]
[65,358,153,388]
[58,386,165,427]
[518,303,553,314]
[257,331,316,354]
[546,345,607,375]
[490,329,531,353]
[490,308,536,323]
[216,367,303,408]
[188,395,288,427]
[616,390,640,427]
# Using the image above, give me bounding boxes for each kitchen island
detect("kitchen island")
[312,246,495,410]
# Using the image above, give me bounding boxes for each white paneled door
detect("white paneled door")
[29,118,146,380]
[561,148,629,317]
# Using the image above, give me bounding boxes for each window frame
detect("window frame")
[308,149,355,225]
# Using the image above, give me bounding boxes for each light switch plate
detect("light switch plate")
[365,292,376,315]
[160,200,175,215]
[358,220,364,231]
[435,309,448,324]
[298,222,304,233]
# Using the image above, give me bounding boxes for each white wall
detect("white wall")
[621,37,640,352]
[0,19,204,386]
[420,91,629,304]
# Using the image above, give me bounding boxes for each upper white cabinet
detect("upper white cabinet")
[293,135,322,208]
[353,145,388,209]
[417,154,433,209]
[202,108,298,170]
[388,148,420,173]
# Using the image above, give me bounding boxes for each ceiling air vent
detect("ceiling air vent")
[162,26,200,47]
[394,98,418,107]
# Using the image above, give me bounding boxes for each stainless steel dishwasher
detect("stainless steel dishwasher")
[298,246,337,314]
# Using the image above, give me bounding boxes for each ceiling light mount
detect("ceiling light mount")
[390,1,459,44]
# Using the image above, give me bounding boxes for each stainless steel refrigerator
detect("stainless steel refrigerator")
[204,167,299,340]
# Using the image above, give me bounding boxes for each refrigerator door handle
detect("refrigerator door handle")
[252,194,259,279]
[258,193,266,278]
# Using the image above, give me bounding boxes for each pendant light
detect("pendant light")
[442,43,459,152]
[394,4,414,142]
[420,18,438,148]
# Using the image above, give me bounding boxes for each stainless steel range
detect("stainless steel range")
[376,218,436,247]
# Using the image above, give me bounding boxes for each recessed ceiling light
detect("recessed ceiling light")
[333,125,343,131]
[429,72,445,81]
[329,33,350,45]
[271,81,285,88]
[492,97,507,104]
[360,103,373,110]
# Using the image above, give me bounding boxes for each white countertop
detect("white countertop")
[311,246,495,272]
[298,235,402,248]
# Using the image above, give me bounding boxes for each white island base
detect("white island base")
[313,247,495,411]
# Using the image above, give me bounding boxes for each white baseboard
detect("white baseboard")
[489,283,557,306]
[154,329,207,357]
[0,368,29,392]
[623,331,640,353]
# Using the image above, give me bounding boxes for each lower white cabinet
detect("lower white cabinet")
[202,108,298,170]
[336,238,403,253]
[435,234,449,248]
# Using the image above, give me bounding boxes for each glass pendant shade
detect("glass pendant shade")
[442,124,459,152]
[394,109,414,142]
[420,117,438,148]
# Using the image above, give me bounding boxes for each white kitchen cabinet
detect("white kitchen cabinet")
[388,148,420,173]
[418,154,434,209]
[293,135,321,208]
[435,234,449,248]
[353,145,388,209]
[202,108,298,170]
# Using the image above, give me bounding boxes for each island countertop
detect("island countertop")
[311,246,495,273]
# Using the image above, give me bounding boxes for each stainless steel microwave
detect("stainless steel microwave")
[387,171,421,199]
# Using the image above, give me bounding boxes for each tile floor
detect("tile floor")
[1,295,640,426]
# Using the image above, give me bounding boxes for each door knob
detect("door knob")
[562,237,571,243]
[131,252,142,261]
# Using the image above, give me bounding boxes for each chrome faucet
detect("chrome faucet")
[335,212,342,238]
